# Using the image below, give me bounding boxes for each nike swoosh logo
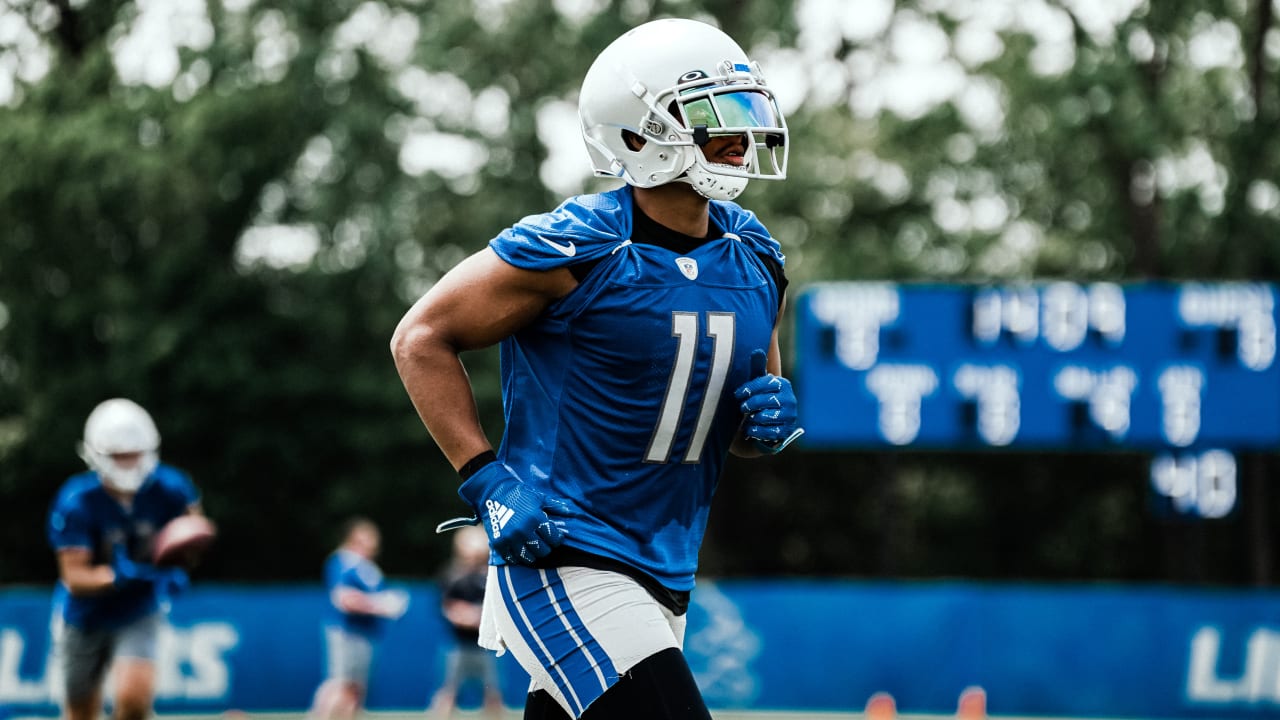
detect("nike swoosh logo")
[537,236,577,257]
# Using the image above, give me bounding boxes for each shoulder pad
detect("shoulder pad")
[491,187,634,271]
[710,200,785,267]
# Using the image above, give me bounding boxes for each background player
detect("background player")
[427,524,504,719]
[46,398,203,720]
[309,517,408,720]
[391,17,801,719]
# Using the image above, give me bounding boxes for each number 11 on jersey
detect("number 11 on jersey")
[645,312,736,464]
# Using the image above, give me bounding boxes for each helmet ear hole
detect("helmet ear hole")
[621,130,647,152]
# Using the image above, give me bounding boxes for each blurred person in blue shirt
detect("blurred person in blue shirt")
[46,398,201,720]
[310,517,408,720]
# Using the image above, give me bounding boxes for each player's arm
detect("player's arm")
[56,547,116,596]
[442,598,482,630]
[390,247,575,470]
[393,247,575,564]
[332,586,380,615]
[332,585,408,619]
[50,503,118,595]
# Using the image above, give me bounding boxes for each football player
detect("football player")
[47,398,201,720]
[427,524,505,719]
[392,18,801,720]
[310,517,409,720]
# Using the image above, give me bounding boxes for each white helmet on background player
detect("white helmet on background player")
[78,398,160,493]
[578,18,788,201]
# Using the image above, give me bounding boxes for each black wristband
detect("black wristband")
[458,450,498,481]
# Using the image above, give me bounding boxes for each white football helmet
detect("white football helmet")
[578,18,788,201]
[78,398,160,493]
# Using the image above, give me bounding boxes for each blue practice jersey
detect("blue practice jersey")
[324,549,388,639]
[489,185,784,592]
[47,464,200,631]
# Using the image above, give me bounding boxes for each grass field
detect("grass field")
[3,698,1029,719]
[8,712,1144,720]
[100,710,1137,720]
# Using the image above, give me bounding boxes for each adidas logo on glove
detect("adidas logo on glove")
[486,499,514,538]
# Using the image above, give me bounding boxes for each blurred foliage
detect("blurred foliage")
[1,0,1277,586]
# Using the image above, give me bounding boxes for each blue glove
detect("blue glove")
[157,567,190,597]
[458,462,570,565]
[111,546,153,589]
[112,545,189,596]
[734,348,805,454]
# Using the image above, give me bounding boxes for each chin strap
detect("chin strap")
[680,165,750,201]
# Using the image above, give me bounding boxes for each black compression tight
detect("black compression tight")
[521,647,713,720]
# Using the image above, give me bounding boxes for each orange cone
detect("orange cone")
[865,691,897,720]
[956,685,987,719]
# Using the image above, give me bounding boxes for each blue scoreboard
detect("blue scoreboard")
[794,282,1280,518]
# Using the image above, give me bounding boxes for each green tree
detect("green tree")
[2,0,1276,587]
[730,0,1280,585]
[0,0,803,583]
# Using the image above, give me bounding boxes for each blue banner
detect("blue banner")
[794,282,1280,451]
[0,583,528,714]
[4,581,1280,718]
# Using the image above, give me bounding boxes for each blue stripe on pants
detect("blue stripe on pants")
[544,567,619,686]
[497,565,620,715]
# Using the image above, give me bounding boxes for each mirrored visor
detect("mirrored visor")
[680,90,781,131]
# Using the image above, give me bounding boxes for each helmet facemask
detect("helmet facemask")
[79,446,159,493]
[655,62,788,200]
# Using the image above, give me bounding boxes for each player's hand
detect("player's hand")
[112,544,188,595]
[371,589,410,620]
[458,461,570,565]
[110,545,166,586]
[111,546,153,589]
[735,348,805,454]
[157,567,190,597]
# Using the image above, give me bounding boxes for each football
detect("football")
[152,514,218,567]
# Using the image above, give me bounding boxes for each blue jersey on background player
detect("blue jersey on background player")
[48,463,199,630]
[311,518,408,720]
[323,532,392,639]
